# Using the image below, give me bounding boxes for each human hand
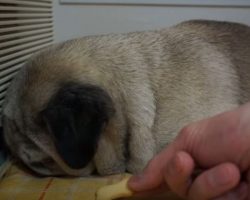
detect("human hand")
[128,102,250,199]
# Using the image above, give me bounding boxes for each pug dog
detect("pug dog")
[2,20,250,176]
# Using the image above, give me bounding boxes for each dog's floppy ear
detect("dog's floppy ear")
[40,83,114,169]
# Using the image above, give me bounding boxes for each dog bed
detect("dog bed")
[0,161,182,200]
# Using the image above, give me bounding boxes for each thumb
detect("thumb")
[128,142,179,192]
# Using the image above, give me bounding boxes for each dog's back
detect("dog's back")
[151,20,250,149]
[179,20,250,102]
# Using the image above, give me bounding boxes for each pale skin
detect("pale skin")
[128,102,250,200]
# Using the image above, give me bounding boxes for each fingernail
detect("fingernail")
[166,154,183,176]
[174,153,185,173]
[209,167,233,187]
[128,174,145,191]
[129,174,144,184]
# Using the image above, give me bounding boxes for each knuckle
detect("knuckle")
[178,124,196,140]
[177,123,199,153]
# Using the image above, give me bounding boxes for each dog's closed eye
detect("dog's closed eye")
[30,158,54,168]
[29,161,45,169]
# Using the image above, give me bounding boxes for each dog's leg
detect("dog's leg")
[126,85,156,173]
[94,111,126,175]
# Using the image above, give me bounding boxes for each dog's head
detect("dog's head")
[2,44,115,176]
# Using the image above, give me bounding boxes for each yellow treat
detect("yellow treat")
[96,175,133,200]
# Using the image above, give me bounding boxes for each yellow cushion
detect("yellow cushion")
[0,164,182,200]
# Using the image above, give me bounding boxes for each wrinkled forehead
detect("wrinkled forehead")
[3,117,47,159]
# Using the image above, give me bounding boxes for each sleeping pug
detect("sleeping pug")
[2,20,250,176]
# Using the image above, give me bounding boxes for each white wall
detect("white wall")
[53,1,250,42]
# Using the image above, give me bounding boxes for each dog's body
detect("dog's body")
[3,20,250,176]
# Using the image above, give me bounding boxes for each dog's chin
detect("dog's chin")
[60,161,95,177]
[76,163,95,177]
[28,161,95,177]
[30,166,65,176]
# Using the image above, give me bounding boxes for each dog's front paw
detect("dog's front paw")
[96,159,126,175]
[127,157,149,174]
[94,133,126,175]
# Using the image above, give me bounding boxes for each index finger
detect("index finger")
[128,141,180,192]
